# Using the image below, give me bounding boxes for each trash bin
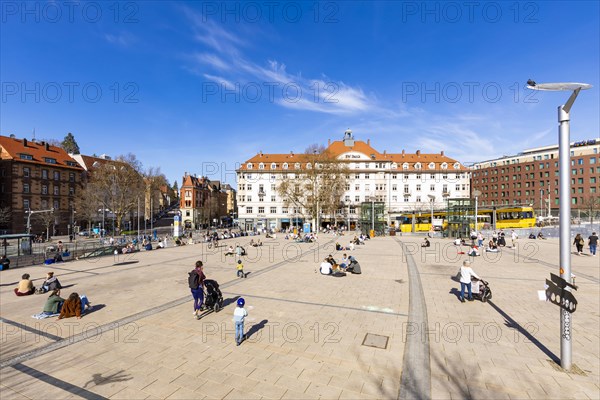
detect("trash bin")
[369,229,375,238]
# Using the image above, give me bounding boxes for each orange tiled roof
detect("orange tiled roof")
[239,140,467,171]
[0,135,82,170]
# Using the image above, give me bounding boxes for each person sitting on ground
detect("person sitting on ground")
[348,241,355,251]
[528,232,536,239]
[319,260,332,275]
[14,273,35,296]
[467,245,480,257]
[0,254,10,270]
[225,245,235,256]
[335,242,343,251]
[325,254,337,267]
[38,272,61,294]
[453,238,462,246]
[256,239,263,247]
[339,254,350,271]
[42,289,65,316]
[537,231,546,240]
[486,240,499,252]
[58,292,91,320]
[421,238,431,248]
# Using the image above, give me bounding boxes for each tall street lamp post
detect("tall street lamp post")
[427,194,435,231]
[473,190,482,233]
[527,80,592,371]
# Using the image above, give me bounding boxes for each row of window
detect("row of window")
[22,183,75,196]
[246,161,461,170]
[21,166,77,182]
[23,198,62,210]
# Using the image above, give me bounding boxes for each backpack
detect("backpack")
[188,271,200,289]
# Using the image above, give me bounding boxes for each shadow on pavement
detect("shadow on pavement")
[246,319,268,340]
[487,300,559,364]
[83,369,132,388]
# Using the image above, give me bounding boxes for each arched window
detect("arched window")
[283,163,288,170]
[259,163,265,170]
[402,162,409,170]
[270,163,277,170]
[453,162,460,169]
[247,163,253,169]
[441,162,448,169]
[391,162,398,169]
[428,162,435,170]
[306,163,312,169]
[414,162,422,170]
[294,163,300,170]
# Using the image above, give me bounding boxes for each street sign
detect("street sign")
[545,273,578,313]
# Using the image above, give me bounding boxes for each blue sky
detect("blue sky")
[1,1,599,187]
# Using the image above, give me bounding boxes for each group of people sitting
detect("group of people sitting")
[14,271,62,296]
[224,245,248,257]
[528,232,546,240]
[335,242,356,251]
[249,239,263,247]
[351,234,369,245]
[319,254,361,275]
[14,271,92,319]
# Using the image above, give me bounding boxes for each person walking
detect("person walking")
[573,233,585,255]
[588,232,598,256]
[458,260,480,303]
[511,230,518,247]
[477,232,484,247]
[189,261,206,319]
[236,260,245,278]
[233,297,248,346]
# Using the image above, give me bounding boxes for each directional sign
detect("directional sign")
[545,273,578,313]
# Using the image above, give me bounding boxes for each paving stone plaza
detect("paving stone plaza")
[1,234,599,399]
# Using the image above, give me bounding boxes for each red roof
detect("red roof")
[0,136,82,170]
[239,140,466,171]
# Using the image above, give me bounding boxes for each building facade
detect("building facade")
[180,173,230,229]
[0,135,84,235]
[236,131,470,231]
[470,138,600,217]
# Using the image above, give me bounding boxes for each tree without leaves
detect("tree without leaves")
[34,209,56,239]
[82,153,145,232]
[579,194,600,225]
[277,144,348,230]
[61,132,80,154]
[144,166,168,216]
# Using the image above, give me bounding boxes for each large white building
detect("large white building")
[236,131,470,231]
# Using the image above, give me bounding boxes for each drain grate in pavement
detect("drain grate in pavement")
[362,333,389,349]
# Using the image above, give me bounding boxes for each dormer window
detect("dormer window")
[306,163,312,169]
[19,153,33,160]
[441,162,448,169]
[270,163,277,170]
[247,163,253,169]
[44,157,57,164]
[294,163,300,170]
[428,162,435,170]
[259,163,265,170]
[402,163,409,170]
[391,163,397,169]
[453,162,460,169]
[414,162,422,170]
[283,163,288,170]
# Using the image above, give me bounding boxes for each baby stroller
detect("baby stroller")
[203,279,224,312]
[471,278,492,302]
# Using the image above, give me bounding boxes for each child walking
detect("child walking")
[233,298,248,346]
[236,260,245,278]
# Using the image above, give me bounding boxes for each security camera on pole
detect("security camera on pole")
[527,80,592,371]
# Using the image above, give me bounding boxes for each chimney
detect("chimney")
[45,143,50,151]
[441,150,444,156]
[328,139,331,146]
[259,151,263,157]
[416,150,421,157]
[383,150,386,155]
[22,138,27,147]
[402,149,405,158]
[290,151,294,157]
[367,139,370,145]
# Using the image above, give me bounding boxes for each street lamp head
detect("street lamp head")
[527,81,592,91]
[473,190,482,197]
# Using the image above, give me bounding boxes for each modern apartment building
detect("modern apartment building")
[0,135,84,235]
[236,130,470,231]
[470,138,600,216]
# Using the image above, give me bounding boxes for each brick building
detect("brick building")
[0,135,83,235]
[180,173,229,229]
[470,138,600,217]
